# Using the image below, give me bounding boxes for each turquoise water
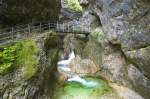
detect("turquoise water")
[53,77,112,99]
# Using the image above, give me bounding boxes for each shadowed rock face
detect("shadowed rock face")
[0,0,60,27]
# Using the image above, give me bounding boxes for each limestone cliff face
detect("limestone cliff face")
[61,0,150,99]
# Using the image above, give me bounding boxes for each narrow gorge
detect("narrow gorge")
[0,0,150,99]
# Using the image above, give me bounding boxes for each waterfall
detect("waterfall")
[57,51,75,72]
[68,76,98,88]
[58,51,97,88]
[57,51,75,66]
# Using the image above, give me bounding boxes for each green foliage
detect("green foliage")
[91,28,104,40]
[0,45,17,74]
[65,0,83,12]
[0,40,39,79]
[15,40,40,80]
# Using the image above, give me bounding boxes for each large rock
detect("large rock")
[125,46,150,79]
[69,56,100,75]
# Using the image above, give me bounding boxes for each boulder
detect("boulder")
[69,56,100,75]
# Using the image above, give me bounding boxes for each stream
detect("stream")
[53,51,116,99]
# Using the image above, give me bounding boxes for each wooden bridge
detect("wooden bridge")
[0,21,90,45]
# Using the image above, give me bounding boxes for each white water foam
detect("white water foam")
[57,51,75,66]
[68,76,98,88]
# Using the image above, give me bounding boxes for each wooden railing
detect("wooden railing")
[0,21,90,45]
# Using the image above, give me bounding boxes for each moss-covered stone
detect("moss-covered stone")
[0,40,40,80]
[15,40,40,80]
[44,32,60,50]
[83,28,105,67]
[65,0,83,12]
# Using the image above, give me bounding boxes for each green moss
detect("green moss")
[44,32,60,50]
[0,40,39,79]
[65,0,83,12]
[0,45,17,74]
[15,40,40,80]
[90,28,105,40]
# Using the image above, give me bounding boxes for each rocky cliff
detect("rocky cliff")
[0,0,150,99]
[61,0,150,99]
[0,32,60,99]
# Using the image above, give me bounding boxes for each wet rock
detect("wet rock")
[110,83,144,99]
[69,56,100,75]
[100,44,131,86]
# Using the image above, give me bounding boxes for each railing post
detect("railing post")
[63,22,64,32]
[81,23,83,32]
[73,24,74,33]
[68,23,69,32]
[28,24,30,33]
[40,23,42,33]
[48,22,50,33]
[57,21,59,32]
[11,27,14,41]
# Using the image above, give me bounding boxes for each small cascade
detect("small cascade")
[68,76,98,88]
[57,50,98,88]
[57,51,75,73]
[57,51,75,66]
[55,51,113,99]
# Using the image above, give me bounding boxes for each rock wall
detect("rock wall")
[61,0,150,98]
[0,32,60,99]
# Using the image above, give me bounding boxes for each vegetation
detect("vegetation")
[0,45,17,74]
[15,40,40,79]
[65,0,83,12]
[91,28,105,40]
[0,40,39,79]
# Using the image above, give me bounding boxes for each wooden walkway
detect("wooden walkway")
[0,21,90,45]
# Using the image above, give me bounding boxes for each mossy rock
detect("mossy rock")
[64,0,83,12]
[15,40,40,80]
[0,39,40,80]
[44,32,60,50]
